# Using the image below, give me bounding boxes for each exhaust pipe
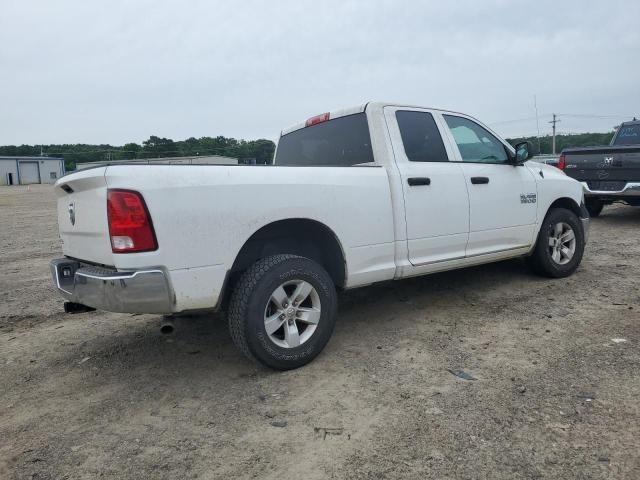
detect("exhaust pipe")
[160,316,175,335]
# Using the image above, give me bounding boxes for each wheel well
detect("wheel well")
[220,219,347,308]
[547,197,582,218]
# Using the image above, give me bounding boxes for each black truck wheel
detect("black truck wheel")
[528,208,585,278]
[585,198,604,217]
[228,254,337,370]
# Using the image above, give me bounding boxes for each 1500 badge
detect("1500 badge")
[520,193,537,204]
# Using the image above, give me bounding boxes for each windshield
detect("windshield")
[613,124,640,145]
[275,113,374,166]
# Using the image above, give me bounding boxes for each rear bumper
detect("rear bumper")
[50,258,174,314]
[581,181,640,198]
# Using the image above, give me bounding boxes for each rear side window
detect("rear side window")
[613,124,640,145]
[396,111,448,162]
[275,113,374,166]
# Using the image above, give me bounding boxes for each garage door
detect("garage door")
[19,162,40,184]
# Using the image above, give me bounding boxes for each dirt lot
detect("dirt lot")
[1,184,639,479]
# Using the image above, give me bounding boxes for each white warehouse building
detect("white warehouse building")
[0,156,66,186]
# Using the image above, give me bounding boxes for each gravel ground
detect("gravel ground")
[1,185,639,479]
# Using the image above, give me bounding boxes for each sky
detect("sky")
[1,0,639,145]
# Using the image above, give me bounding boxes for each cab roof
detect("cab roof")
[280,102,472,136]
[620,118,640,126]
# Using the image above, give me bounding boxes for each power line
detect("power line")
[490,112,636,126]
[489,116,539,126]
[557,113,635,119]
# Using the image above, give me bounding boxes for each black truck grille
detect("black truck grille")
[586,181,627,191]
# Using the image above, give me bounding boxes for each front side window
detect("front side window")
[444,115,509,164]
[275,113,374,166]
[396,111,448,162]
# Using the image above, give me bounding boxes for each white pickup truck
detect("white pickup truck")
[50,102,589,369]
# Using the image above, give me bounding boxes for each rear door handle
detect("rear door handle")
[407,177,431,186]
[470,177,489,184]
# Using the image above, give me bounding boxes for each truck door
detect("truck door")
[384,107,470,265]
[440,114,538,257]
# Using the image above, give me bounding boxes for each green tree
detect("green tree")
[0,134,276,169]
[122,142,141,159]
[507,132,615,155]
[142,136,176,158]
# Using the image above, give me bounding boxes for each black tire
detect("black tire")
[528,208,585,278]
[585,198,604,217]
[228,254,337,370]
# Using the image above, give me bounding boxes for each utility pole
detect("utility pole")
[549,114,560,154]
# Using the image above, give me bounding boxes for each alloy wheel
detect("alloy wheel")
[263,280,321,348]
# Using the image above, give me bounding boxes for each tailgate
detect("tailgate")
[564,147,640,187]
[54,167,114,266]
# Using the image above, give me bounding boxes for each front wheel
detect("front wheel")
[228,254,337,370]
[528,208,585,278]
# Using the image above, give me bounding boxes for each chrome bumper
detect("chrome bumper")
[50,258,174,314]
[581,182,640,197]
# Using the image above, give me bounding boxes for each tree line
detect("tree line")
[0,135,276,170]
[506,132,614,154]
[0,131,616,171]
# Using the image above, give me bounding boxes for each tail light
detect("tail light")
[107,189,158,253]
[558,153,566,171]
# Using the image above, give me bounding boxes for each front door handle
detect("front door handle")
[408,177,431,186]
[470,177,489,185]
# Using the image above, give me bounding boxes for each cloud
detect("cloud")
[1,0,638,144]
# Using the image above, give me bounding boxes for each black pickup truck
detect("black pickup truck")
[559,119,640,217]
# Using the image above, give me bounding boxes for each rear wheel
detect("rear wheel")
[528,208,585,278]
[585,198,604,217]
[228,254,337,370]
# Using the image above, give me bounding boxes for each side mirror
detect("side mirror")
[514,141,532,163]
